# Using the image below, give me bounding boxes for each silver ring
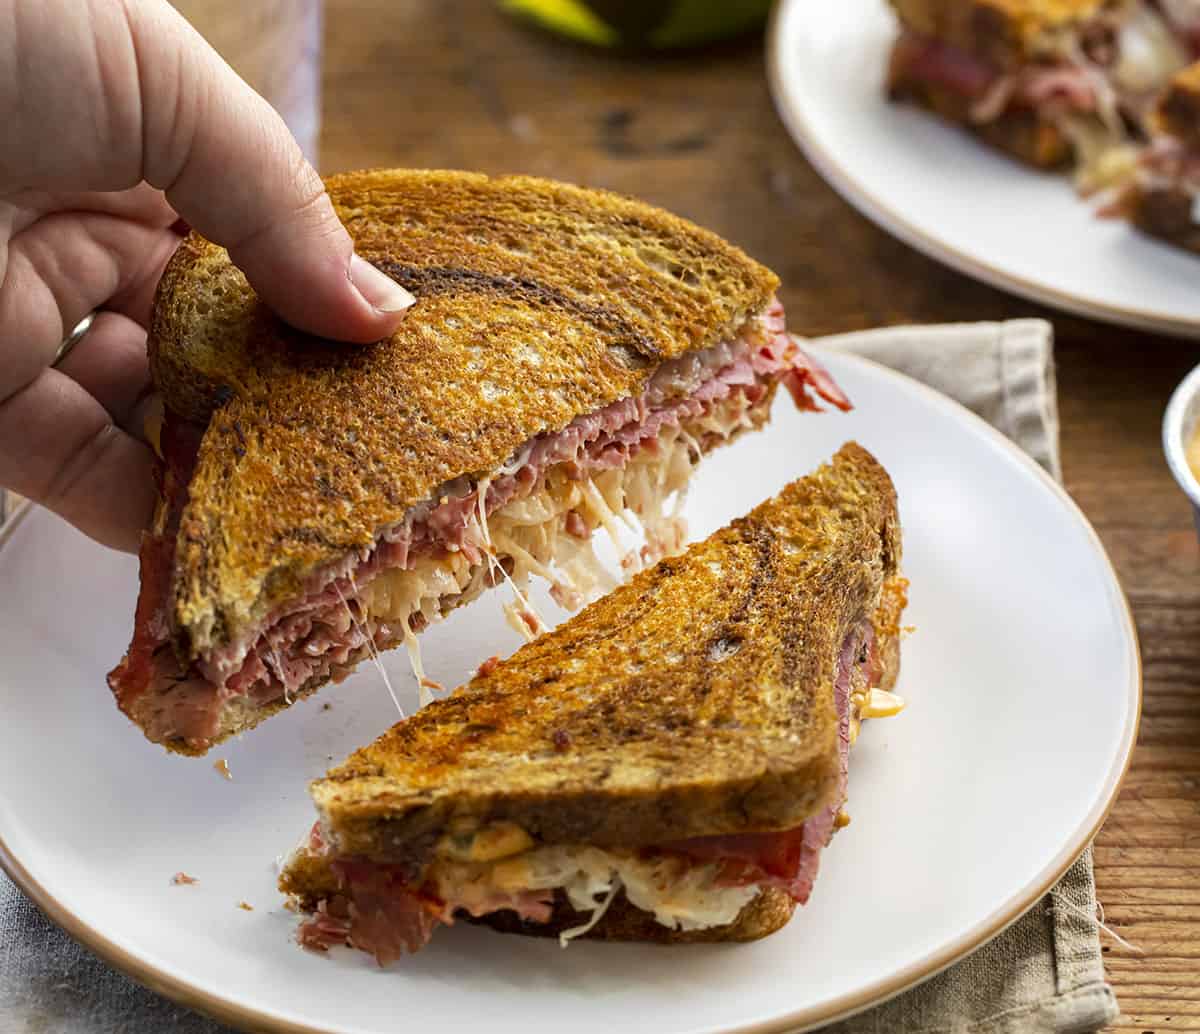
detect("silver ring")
[52,312,97,368]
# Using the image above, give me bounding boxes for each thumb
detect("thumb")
[128,0,413,342]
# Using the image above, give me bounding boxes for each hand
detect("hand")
[0,0,415,552]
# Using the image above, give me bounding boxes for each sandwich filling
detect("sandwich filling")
[1104,129,1200,223]
[289,618,901,963]
[888,3,1198,189]
[109,300,850,750]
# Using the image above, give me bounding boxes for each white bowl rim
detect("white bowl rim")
[1163,362,1200,510]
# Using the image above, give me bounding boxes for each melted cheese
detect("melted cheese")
[428,843,759,941]
[848,687,908,745]
[1113,5,1189,95]
[351,408,729,700]
[438,821,534,863]
[334,582,404,717]
[1060,115,1141,194]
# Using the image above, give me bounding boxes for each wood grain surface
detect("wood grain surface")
[315,3,1200,1030]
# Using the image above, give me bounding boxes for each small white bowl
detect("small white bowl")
[1164,363,1200,525]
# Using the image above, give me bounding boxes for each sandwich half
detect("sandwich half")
[1105,60,1200,250]
[886,0,1197,189]
[280,442,908,961]
[109,169,850,755]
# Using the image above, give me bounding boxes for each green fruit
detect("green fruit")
[500,0,618,45]
[500,0,773,49]
[583,0,673,43]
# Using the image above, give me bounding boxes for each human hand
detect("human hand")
[0,0,415,552]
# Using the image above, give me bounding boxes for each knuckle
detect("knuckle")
[37,417,119,511]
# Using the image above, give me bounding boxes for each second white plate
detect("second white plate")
[768,0,1200,338]
[0,350,1138,1033]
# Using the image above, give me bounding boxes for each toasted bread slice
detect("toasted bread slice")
[887,74,1073,167]
[308,442,900,857]
[151,170,779,660]
[280,443,904,954]
[887,0,1116,68]
[1120,182,1200,252]
[1111,62,1200,254]
[1155,60,1200,145]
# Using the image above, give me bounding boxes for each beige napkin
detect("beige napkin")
[0,319,1116,1033]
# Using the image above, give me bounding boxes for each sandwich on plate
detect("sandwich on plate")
[1104,59,1200,250]
[109,169,850,755]
[280,443,908,961]
[886,0,1199,191]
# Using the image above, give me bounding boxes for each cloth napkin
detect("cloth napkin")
[0,318,1117,1034]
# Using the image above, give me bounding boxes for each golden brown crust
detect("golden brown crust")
[129,690,314,759]
[309,443,901,857]
[887,0,1116,67]
[474,886,795,944]
[1117,63,1200,257]
[1125,183,1200,254]
[149,169,779,658]
[1155,61,1200,144]
[888,74,1073,168]
[278,846,341,906]
[874,575,910,693]
[132,667,342,757]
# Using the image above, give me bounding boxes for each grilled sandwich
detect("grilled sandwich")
[109,169,850,755]
[1105,60,1200,249]
[886,0,1198,189]
[280,443,908,961]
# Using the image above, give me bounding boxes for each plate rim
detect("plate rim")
[0,350,1141,1034]
[765,0,1200,341]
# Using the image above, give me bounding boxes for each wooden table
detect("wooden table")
[321,4,1199,1030]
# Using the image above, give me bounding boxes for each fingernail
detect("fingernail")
[350,254,415,314]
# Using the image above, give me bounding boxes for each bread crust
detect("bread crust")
[310,442,902,857]
[1125,184,1200,254]
[1120,63,1200,255]
[1156,62,1200,145]
[887,75,1073,168]
[887,0,1115,68]
[148,169,780,659]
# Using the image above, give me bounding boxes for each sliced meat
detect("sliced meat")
[298,858,552,965]
[890,30,997,99]
[108,412,203,714]
[296,901,354,953]
[1020,66,1098,110]
[327,861,442,966]
[889,29,1099,123]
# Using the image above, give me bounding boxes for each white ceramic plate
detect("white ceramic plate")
[767,0,1200,338]
[0,350,1138,1034]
